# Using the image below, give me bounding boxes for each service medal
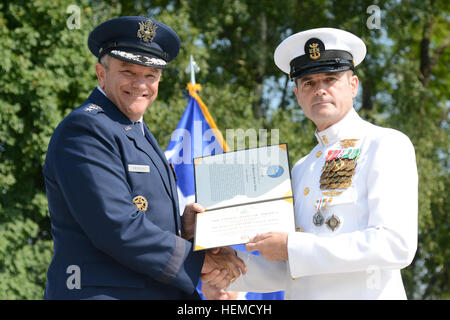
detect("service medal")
[313,211,325,226]
[325,214,341,232]
[313,197,330,227]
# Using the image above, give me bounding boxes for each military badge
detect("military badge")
[305,38,325,61]
[325,214,341,232]
[137,19,158,42]
[340,139,359,148]
[133,195,148,212]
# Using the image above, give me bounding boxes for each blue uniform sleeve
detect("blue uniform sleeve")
[47,112,204,294]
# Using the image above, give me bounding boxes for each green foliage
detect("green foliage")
[0,0,448,299]
[0,0,117,299]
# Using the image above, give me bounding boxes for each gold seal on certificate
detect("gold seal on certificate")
[193,144,295,251]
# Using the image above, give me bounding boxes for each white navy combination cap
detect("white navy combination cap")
[274,28,366,81]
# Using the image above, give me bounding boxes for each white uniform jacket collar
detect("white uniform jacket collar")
[314,108,363,147]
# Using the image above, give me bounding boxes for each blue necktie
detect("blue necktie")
[135,121,144,136]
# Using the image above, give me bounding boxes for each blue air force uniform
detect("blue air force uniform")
[43,17,204,299]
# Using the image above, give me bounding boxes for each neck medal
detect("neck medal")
[320,148,360,190]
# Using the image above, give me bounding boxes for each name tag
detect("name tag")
[128,164,150,173]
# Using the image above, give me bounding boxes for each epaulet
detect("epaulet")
[83,103,104,114]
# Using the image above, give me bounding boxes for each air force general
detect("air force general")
[43,16,245,300]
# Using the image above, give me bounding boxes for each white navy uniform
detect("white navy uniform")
[227,108,418,299]
[226,27,418,299]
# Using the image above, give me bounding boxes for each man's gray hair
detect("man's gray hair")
[100,54,111,70]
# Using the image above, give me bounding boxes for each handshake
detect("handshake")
[181,203,247,294]
[182,203,289,299]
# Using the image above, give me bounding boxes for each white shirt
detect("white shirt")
[228,108,418,299]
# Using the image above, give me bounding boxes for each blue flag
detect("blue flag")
[165,83,228,212]
[165,83,283,300]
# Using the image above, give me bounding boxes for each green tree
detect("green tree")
[380,0,449,299]
[0,0,117,299]
[0,0,447,299]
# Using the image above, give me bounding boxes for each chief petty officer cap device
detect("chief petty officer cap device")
[274,27,367,81]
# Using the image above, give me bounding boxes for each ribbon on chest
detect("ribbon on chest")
[320,148,360,190]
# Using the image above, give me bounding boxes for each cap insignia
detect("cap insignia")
[305,38,325,61]
[137,19,158,43]
[309,42,320,60]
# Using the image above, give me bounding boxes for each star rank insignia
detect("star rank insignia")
[84,104,103,113]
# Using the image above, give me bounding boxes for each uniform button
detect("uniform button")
[322,135,328,144]
[292,277,299,280]
[316,151,322,158]
[296,227,303,232]
[303,187,309,196]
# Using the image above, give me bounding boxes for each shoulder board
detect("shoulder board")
[83,104,104,114]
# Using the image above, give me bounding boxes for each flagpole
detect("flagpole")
[190,55,196,85]
[186,55,200,92]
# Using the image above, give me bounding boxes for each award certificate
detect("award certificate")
[193,144,295,251]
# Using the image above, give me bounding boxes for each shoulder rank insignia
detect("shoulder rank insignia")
[84,104,103,113]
